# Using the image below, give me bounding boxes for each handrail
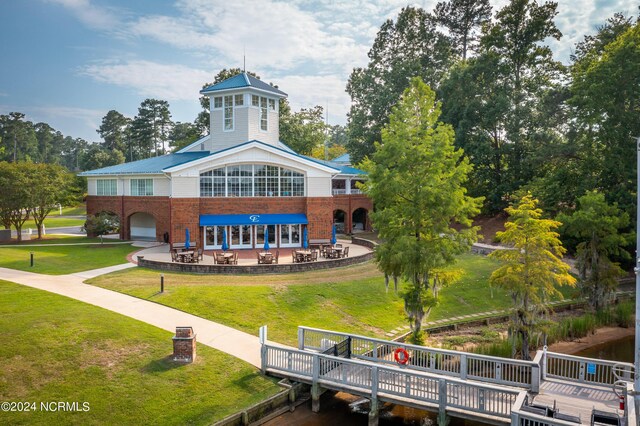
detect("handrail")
[298,326,535,366]
[545,351,634,386]
[264,344,519,419]
[298,326,539,391]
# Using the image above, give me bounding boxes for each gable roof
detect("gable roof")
[164,140,339,174]
[77,151,211,176]
[200,72,287,97]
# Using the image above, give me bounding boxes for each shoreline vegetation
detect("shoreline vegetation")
[429,300,635,358]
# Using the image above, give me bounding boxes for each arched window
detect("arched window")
[200,165,305,197]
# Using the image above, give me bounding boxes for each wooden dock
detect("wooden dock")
[259,326,637,426]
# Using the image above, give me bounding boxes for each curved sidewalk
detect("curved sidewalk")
[0,265,265,367]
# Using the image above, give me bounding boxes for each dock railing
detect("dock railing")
[264,343,520,420]
[298,326,539,392]
[544,351,634,386]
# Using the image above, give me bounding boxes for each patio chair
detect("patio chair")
[292,251,297,263]
[263,254,273,264]
[274,250,279,264]
[343,246,349,258]
[170,249,177,262]
[231,251,238,265]
[216,252,227,265]
[320,245,327,258]
[311,250,318,261]
[197,248,204,261]
[257,251,263,264]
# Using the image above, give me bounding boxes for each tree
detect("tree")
[557,191,629,311]
[83,211,120,243]
[479,0,564,189]
[0,162,36,241]
[169,122,201,152]
[0,112,38,163]
[435,0,492,60]
[489,193,575,359]
[80,143,125,171]
[362,78,482,343]
[131,99,172,158]
[569,18,640,214]
[279,104,327,155]
[28,163,76,239]
[347,6,454,163]
[97,110,131,153]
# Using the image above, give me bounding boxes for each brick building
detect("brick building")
[80,73,372,250]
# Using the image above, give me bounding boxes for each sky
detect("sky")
[0,0,636,143]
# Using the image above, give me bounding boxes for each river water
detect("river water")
[264,335,636,425]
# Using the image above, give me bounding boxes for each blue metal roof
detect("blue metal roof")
[300,156,365,176]
[78,152,211,176]
[332,153,351,163]
[200,213,308,226]
[200,72,287,97]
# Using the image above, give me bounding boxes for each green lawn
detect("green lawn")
[0,280,279,426]
[0,236,137,274]
[87,254,554,345]
[15,216,86,231]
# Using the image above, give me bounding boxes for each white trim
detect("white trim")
[242,73,250,85]
[165,141,340,174]
[200,86,286,98]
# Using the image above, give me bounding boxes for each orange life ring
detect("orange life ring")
[394,348,409,365]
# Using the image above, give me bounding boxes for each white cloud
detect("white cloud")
[79,60,211,101]
[44,0,120,30]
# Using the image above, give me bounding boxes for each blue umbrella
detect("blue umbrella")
[185,228,190,250]
[303,227,308,249]
[221,227,228,252]
[331,224,337,245]
[263,227,270,251]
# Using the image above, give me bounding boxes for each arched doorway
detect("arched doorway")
[129,212,156,241]
[352,208,368,232]
[333,209,346,234]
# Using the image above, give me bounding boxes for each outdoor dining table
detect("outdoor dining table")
[177,250,195,262]
[327,247,344,259]
[218,252,234,264]
[296,250,313,262]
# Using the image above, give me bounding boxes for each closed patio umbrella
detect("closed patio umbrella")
[303,227,308,249]
[331,224,337,245]
[263,227,270,251]
[221,227,228,252]
[185,228,190,250]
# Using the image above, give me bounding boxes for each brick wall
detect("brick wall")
[172,327,196,363]
[87,194,370,243]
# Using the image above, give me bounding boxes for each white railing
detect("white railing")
[298,326,539,391]
[332,189,347,195]
[263,344,519,419]
[545,351,634,386]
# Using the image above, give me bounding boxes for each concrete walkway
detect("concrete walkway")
[0,265,265,367]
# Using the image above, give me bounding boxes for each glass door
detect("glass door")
[230,225,252,249]
[204,226,224,249]
[279,224,301,248]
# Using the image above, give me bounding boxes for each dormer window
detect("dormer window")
[224,95,233,131]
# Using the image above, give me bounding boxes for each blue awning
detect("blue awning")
[200,213,308,227]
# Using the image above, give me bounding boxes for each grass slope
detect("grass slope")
[0,236,138,274]
[88,254,525,345]
[0,281,279,426]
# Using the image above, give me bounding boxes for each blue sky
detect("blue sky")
[0,0,635,142]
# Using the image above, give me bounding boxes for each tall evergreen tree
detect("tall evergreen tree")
[435,0,492,60]
[97,110,130,154]
[130,99,172,158]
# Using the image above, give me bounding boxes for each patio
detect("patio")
[135,239,374,274]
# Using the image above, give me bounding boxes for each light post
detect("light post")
[635,136,640,406]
